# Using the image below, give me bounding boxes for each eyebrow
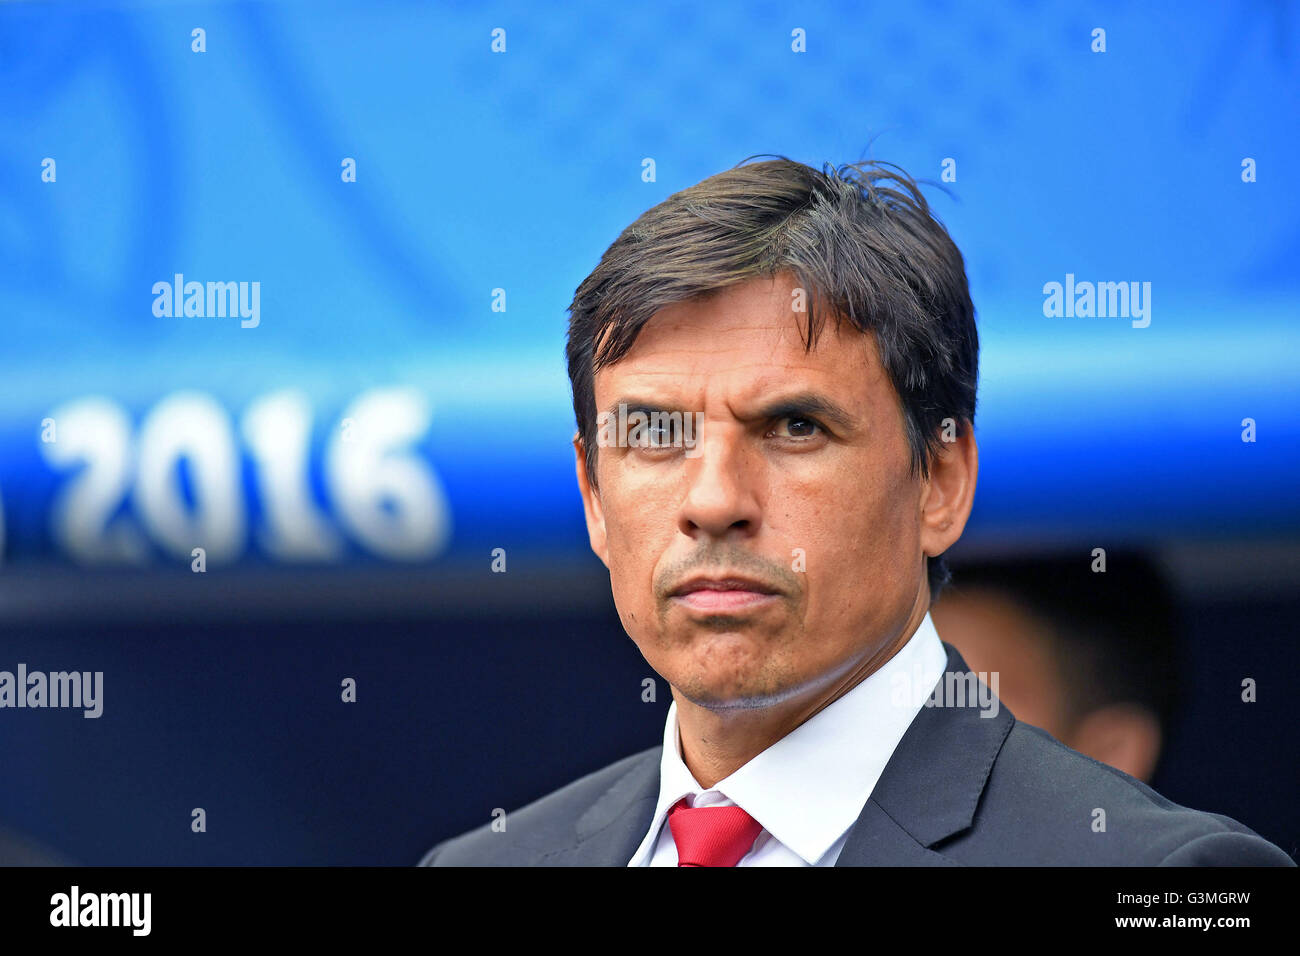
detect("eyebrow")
[754,393,857,433]
[603,392,858,433]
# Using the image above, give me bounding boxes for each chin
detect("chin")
[679,677,814,712]
[672,657,805,713]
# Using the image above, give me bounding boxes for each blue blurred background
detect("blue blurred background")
[0,0,1296,863]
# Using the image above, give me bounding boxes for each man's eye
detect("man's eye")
[771,416,823,440]
[647,422,676,446]
[635,419,680,449]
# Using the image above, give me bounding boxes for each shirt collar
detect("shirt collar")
[630,612,949,865]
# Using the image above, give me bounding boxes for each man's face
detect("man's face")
[576,272,937,711]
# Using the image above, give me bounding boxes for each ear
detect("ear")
[919,424,978,562]
[573,434,610,567]
[1067,704,1163,783]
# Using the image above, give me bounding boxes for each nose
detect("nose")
[677,423,763,541]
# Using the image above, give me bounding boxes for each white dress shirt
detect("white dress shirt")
[628,612,949,866]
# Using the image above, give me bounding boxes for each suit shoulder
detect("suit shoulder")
[953,720,1294,866]
[417,746,660,866]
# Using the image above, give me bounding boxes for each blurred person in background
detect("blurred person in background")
[932,551,1176,783]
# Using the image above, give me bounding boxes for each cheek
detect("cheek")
[788,457,919,612]
[598,476,671,621]
[602,477,661,558]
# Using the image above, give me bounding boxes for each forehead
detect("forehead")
[594,274,889,405]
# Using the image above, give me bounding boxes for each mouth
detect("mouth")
[667,575,782,614]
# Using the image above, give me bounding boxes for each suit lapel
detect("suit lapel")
[836,642,1014,866]
[535,748,661,866]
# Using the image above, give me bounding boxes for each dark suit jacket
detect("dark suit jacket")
[420,643,1295,866]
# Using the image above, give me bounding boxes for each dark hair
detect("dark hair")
[565,156,979,599]
[940,551,1181,736]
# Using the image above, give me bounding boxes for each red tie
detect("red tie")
[667,796,764,867]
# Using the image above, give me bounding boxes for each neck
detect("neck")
[673,593,931,789]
